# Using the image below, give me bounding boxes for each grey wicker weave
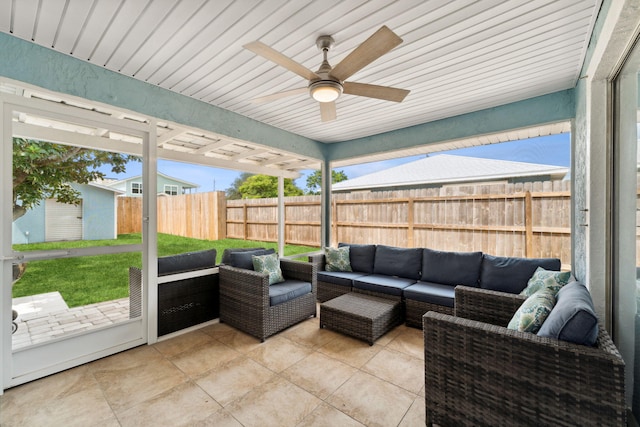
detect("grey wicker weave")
[423,286,626,427]
[219,259,317,342]
[320,292,403,345]
[308,253,353,302]
[405,299,453,328]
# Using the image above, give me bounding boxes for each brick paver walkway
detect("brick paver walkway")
[12,294,130,350]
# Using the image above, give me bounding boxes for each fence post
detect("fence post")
[217,191,227,240]
[525,191,533,257]
[243,203,248,240]
[408,198,415,247]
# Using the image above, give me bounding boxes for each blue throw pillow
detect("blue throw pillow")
[537,281,599,346]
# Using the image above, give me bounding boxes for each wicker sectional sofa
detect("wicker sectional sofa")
[310,243,561,327]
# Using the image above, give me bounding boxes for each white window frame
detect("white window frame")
[131,182,143,194]
[164,184,178,195]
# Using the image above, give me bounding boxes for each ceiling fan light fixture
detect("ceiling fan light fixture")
[309,80,343,102]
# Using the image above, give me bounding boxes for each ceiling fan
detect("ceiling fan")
[244,26,410,122]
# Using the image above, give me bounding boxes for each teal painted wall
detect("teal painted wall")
[0,33,325,161]
[12,203,45,245]
[326,89,575,162]
[80,185,118,241]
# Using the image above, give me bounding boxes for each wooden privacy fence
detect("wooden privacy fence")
[118,191,226,241]
[117,181,572,268]
[226,180,572,268]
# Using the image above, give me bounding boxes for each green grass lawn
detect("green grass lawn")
[12,233,318,307]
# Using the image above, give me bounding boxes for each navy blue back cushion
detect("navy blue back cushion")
[480,254,561,294]
[373,245,423,279]
[421,248,483,287]
[229,248,276,270]
[338,242,376,273]
[157,249,217,276]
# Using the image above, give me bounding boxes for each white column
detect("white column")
[278,176,285,256]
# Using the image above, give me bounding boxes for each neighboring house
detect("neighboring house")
[332,154,569,192]
[104,172,199,197]
[12,183,124,244]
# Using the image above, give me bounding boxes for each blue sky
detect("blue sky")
[101,133,570,192]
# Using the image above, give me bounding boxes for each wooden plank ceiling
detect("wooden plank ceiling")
[0,0,598,169]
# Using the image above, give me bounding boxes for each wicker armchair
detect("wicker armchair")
[422,286,626,427]
[219,258,317,342]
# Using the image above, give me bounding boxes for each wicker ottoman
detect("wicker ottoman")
[320,292,403,345]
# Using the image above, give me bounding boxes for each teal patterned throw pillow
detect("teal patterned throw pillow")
[252,252,285,285]
[325,246,352,272]
[508,287,556,333]
[520,267,571,297]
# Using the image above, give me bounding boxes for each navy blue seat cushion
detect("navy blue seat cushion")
[318,271,368,288]
[228,248,276,270]
[537,281,598,346]
[269,280,312,306]
[480,254,561,294]
[338,243,376,273]
[353,274,416,297]
[421,248,482,287]
[373,245,423,280]
[157,249,217,276]
[403,281,455,308]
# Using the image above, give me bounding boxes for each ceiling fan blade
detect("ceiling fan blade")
[251,87,308,103]
[330,26,403,81]
[343,82,410,102]
[320,101,337,122]
[244,41,320,81]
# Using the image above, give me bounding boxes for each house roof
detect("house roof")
[105,172,199,189]
[332,154,569,191]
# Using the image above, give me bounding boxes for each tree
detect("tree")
[225,172,254,200]
[237,175,303,199]
[305,169,348,195]
[13,138,138,220]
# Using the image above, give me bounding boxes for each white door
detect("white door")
[1,94,156,391]
[45,199,82,241]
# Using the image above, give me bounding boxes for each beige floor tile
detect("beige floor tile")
[153,329,217,357]
[226,376,321,427]
[327,371,416,427]
[362,348,424,393]
[1,381,117,427]
[117,381,222,426]
[387,327,424,360]
[194,408,244,426]
[375,323,404,346]
[1,364,94,417]
[279,318,338,349]
[298,402,365,427]
[206,325,264,353]
[92,353,189,412]
[399,395,426,427]
[281,352,357,399]
[196,356,275,406]
[246,335,312,372]
[169,339,242,377]
[89,344,164,371]
[316,334,382,368]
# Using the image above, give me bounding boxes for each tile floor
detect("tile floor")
[0,311,425,426]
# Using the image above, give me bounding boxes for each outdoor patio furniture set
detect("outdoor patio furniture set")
[122,243,625,425]
[309,243,561,330]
